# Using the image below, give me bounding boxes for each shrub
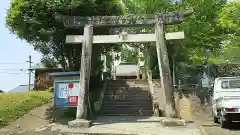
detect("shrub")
[0,91,52,127]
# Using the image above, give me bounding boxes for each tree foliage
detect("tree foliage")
[6,0,124,72]
[215,2,240,64]
[6,0,236,81]
[122,0,227,80]
[219,1,240,30]
[120,45,138,63]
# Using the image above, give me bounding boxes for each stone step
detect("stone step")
[99,110,153,116]
[104,93,150,96]
[104,92,150,95]
[99,113,153,116]
[102,99,152,103]
[106,87,149,92]
[106,87,149,90]
[105,90,149,96]
[106,86,149,90]
[106,85,149,88]
[101,106,152,110]
[100,108,153,111]
[107,80,148,83]
[101,108,153,112]
[100,80,153,117]
[107,82,148,84]
[102,106,152,112]
[105,99,151,102]
[105,89,150,92]
[102,103,152,108]
[106,83,149,86]
[103,98,151,102]
[102,103,152,107]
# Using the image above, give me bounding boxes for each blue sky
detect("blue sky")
[0,1,41,91]
[0,0,237,91]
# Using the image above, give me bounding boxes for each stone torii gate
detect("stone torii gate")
[55,10,191,127]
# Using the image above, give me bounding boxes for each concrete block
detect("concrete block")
[185,120,194,123]
[68,119,92,128]
[161,119,186,127]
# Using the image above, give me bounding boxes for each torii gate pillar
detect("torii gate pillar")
[155,21,175,118]
[68,25,93,128]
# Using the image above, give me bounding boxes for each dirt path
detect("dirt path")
[0,103,55,135]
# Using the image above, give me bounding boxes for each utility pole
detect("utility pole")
[27,55,33,90]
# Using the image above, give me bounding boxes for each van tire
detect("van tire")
[220,117,228,128]
[213,117,219,123]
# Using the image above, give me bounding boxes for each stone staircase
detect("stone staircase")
[99,80,153,116]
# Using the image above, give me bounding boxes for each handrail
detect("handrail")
[147,70,155,95]
[99,80,108,110]
[94,80,108,112]
[147,70,159,115]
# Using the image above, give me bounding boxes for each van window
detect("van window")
[221,80,240,89]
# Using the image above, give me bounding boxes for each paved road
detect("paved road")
[3,96,239,135]
[1,115,204,135]
[55,116,203,135]
[200,120,240,135]
[192,103,240,135]
[0,102,203,135]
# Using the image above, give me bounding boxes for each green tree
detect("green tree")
[0,90,4,93]
[6,0,127,115]
[120,45,138,63]
[6,0,125,73]
[123,0,227,79]
[219,2,240,31]
[209,1,240,76]
[216,2,240,63]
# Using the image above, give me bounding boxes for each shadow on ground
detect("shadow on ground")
[45,106,75,125]
[93,116,161,126]
[224,122,240,131]
[44,105,157,126]
[202,122,240,131]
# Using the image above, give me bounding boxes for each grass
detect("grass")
[0,91,52,128]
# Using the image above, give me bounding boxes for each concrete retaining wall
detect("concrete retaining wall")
[174,90,212,122]
[151,80,212,121]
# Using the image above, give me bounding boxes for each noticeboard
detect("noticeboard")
[54,80,82,108]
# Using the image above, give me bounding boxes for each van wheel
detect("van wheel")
[220,117,228,128]
[213,117,219,123]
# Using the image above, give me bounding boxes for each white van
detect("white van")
[212,77,240,128]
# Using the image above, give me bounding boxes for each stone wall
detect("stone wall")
[151,80,212,122]
[174,89,212,123]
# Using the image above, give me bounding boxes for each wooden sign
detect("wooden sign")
[65,32,184,44]
[55,11,192,27]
